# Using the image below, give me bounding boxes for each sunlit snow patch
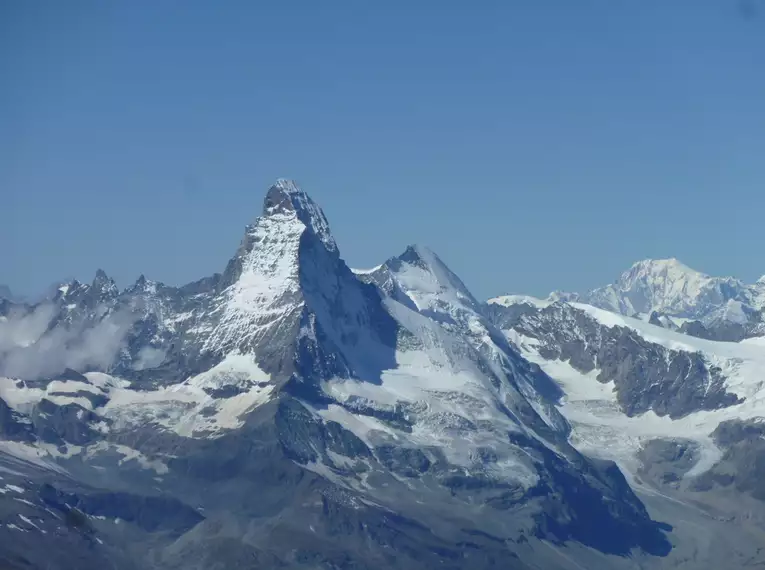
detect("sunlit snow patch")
[0,375,108,413]
[316,301,541,489]
[488,295,553,309]
[102,352,274,437]
[506,314,765,479]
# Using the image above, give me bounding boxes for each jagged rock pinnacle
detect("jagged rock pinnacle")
[263,179,337,254]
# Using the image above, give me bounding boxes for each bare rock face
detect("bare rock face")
[487,301,742,419]
[487,280,765,568]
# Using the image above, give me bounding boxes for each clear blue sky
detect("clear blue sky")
[3,1,764,300]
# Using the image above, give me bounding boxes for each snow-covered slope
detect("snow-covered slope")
[337,245,573,480]
[0,180,679,569]
[487,294,552,310]
[201,185,308,354]
[488,295,765,510]
[603,258,760,314]
[359,246,570,438]
[541,258,765,340]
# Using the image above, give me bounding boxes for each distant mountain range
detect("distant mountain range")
[1,180,764,569]
[493,258,765,342]
[577,258,765,320]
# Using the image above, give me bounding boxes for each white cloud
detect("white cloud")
[0,304,57,352]
[0,303,138,379]
[133,346,166,370]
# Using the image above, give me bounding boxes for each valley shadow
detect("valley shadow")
[508,433,674,558]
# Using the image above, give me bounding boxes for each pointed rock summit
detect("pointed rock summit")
[388,244,480,312]
[202,179,397,381]
[220,179,336,290]
[92,268,118,295]
[0,284,16,302]
[1,176,688,567]
[263,179,337,254]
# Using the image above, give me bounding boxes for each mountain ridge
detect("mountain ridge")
[493,257,765,342]
[0,180,679,569]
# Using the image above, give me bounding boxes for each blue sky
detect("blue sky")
[2,1,764,300]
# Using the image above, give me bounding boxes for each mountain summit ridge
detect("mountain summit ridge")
[263,178,338,253]
[0,179,676,569]
[532,257,765,334]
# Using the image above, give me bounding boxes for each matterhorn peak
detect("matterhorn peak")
[262,178,337,254]
[206,179,388,357]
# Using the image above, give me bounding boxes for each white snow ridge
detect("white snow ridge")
[3,178,765,570]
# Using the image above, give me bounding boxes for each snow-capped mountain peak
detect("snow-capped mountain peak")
[612,258,711,313]
[1,179,711,568]
[582,257,757,319]
[263,178,337,254]
[203,185,311,354]
[125,274,159,295]
[488,294,551,309]
[621,258,708,289]
[92,269,119,297]
[623,257,703,281]
[200,179,396,382]
[522,257,765,340]
[385,244,480,312]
